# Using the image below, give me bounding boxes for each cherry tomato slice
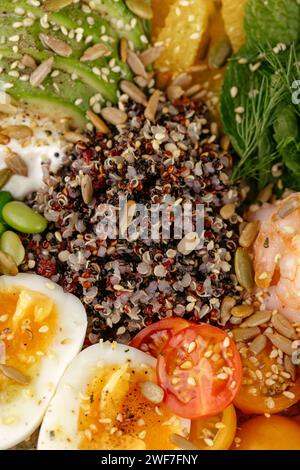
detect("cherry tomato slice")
[130,318,190,358]
[157,324,242,419]
[189,405,237,450]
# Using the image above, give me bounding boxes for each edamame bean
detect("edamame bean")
[2,201,47,234]
[0,231,25,266]
[0,191,12,223]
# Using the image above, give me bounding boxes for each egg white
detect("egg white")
[38,341,191,450]
[0,273,87,450]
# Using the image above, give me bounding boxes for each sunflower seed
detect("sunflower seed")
[231,304,254,319]
[0,168,13,189]
[134,75,151,88]
[120,37,128,63]
[120,80,147,106]
[249,334,267,355]
[170,434,199,451]
[257,183,273,204]
[127,49,148,78]
[43,0,73,11]
[21,54,37,69]
[139,46,165,67]
[0,364,29,385]
[125,0,153,20]
[5,150,28,177]
[167,85,184,101]
[1,125,33,140]
[30,57,54,87]
[145,90,160,122]
[232,327,260,342]
[184,84,202,98]
[265,332,293,356]
[0,250,18,276]
[101,107,128,126]
[65,132,89,144]
[220,296,236,325]
[171,73,192,89]
[284,355,296,381]
[239,221,259,248]
[139,381,164,404]
[40,33,72,57]
[81,174,93,205]
[240,310,271,328]
[278,197,300,219]
[234,247,254,291]
[271,313,297,340]
[86,110,110,134]
[220,203,235,220]
[80,43,111,62]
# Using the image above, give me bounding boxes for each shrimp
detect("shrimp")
[252,193,300,322]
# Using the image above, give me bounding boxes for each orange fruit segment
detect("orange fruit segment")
[155,0,216,75]
[221,0,247,52]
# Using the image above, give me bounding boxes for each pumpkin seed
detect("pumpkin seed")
[239,221,259,248]
[101,107,128,126]
[0,364,29,385]
[0,250,18,276]
[81,174,93,205]
[40,33,72,57]
[145,90,161,122]
[265,332,293,356]
[0,168,13,189]
[249,334,267,355]
[284,355,296,381]
[139,46,164,67]
[0,231,25,266]
[120,38,128,63]
[220,296,236,325]
[127,50,148,78]
[232,327,260,342]
[125,0,153,20]
[86,111,110,134]
[139,381,164,404]
[234,247,254,291]
[231,304,254,319]
[120,80,147,106]
[5,151,28,177]
[1,125,33,140]
[271,313,297,340]
[208,38,232,69]
[170,434,199,451]
[43,0,73,11]
[30,57,54,87]
[80,43,111,62]
[240,310,271,328]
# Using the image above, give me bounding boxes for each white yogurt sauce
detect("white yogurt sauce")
[0,112,70,200]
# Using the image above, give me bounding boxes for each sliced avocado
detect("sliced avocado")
[83,0,149,50]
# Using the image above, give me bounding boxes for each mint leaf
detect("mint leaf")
[245,0,300,48]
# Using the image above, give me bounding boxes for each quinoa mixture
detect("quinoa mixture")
[22,95,245,344]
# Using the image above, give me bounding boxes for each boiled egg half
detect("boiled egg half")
[0,273,87,449]
[38,341,190,450]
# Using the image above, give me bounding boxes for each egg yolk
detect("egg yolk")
[78,362,187,450]
[0,287,57,401]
